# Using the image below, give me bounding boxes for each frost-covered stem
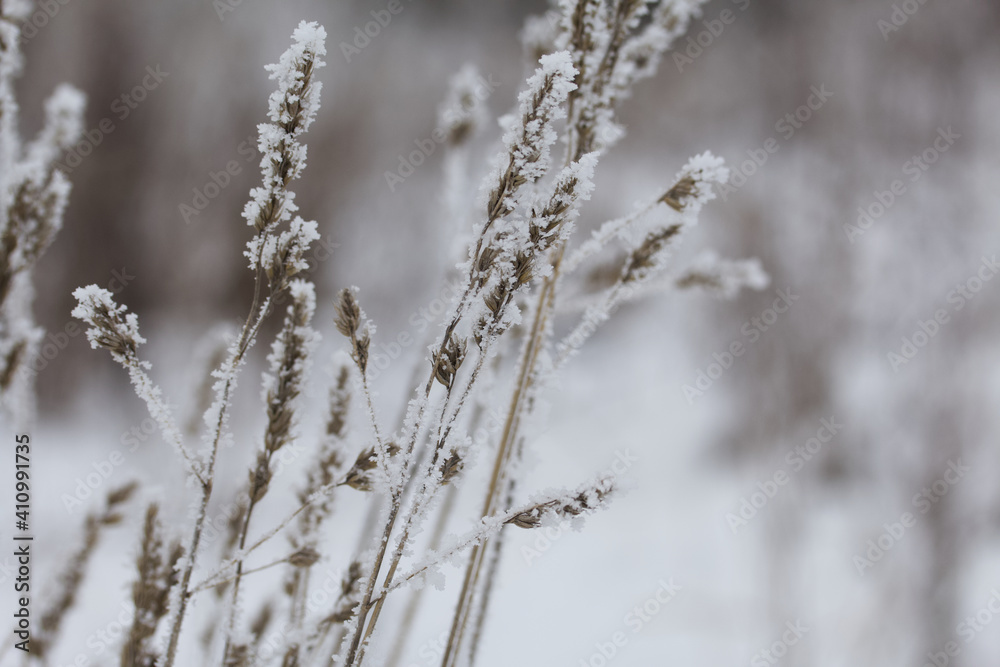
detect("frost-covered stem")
[71,287,203,483]
[221,494,257,661]
[372,476,615,603]
[192,551,297,596]
[363,279,522,658]
[163,22,326,665]
[335,288,391,472]
[162,493,209,667]
[467,440,522,667]
[438,6,623,658]
[127,359,205,482]
[314,370,416,667]
[365,344,485,617]
[162,124,285,664]
[340,285,478,667]
[466,508,506,666]
[438,103,597,665]
[223,282,317,663]
[344,51,577,667]
[287,565,311,657]
[359,371,385,453]
[342,504,404,666]
[442,252,559,667]
[354,379,457,659]
[350,366,465,664]
[384,481,460,667]
[161,295,272,667]
[344,376,458,666]
[190,476,344,598]
[372,343,489,597]
[562,199,659,274]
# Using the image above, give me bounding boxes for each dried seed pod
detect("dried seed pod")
[506,476,616,529]
[71,287,147,363]
[249,451,272,503]
[439,65,486,148]
[475,245,500,284]
[334,288,362,338]
[334,287,372,373]
[343,441,399,491]
[659,175,696,211]
[483,283,507,317]
[325,365,351,440]
[287,546,321,568]
[354,329,370,373]
[622,224,682,284]
[508,511,543,529]
[513,251,534,287]
[656,152,730,214]
[439,451,464,486]
[225,644,250,667]
[121,504,180,667]
[249,602,274,641]
[483,51,577,226]
[433,334,468,389]
[473,315,489,349]
[320,560,364,625]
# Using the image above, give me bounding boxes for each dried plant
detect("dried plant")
[121,504,184,667]
[30,3,774,666]
[33,483,137,660]
[0,0,85,423]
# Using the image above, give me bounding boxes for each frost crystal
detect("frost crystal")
[242,21,326,238]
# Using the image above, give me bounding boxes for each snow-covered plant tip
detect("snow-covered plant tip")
[50,4,767,666]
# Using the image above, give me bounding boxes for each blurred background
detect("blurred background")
[7,0,1000,665]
